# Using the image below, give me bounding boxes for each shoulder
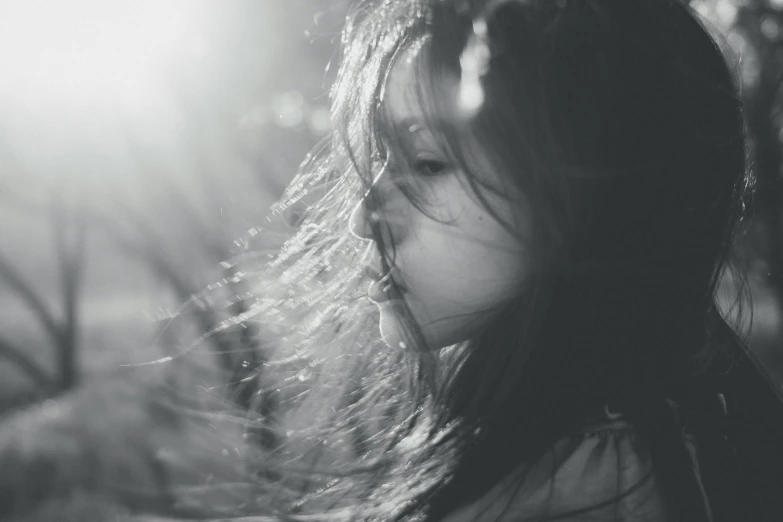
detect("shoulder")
[440,417,670,522]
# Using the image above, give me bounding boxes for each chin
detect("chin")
[377,303,454,350]
[378,304,408,349]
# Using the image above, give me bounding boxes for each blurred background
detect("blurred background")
[0,0,781,419]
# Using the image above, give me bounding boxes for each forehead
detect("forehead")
[380,40,451,135]
[385,44,423,103]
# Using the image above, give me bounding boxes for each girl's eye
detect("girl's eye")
[412,158,448,177]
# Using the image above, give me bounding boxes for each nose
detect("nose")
[349,198,380,240]
[349,171,404,245]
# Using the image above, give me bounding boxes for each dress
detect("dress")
[440,412,710,522]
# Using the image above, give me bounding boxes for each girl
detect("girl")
[10,0,780,521]
[161,0,783,520]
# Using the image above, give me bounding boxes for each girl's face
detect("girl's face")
[350,47,531,350]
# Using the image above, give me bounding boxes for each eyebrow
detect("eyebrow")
[379,114,424,136]
[384,114,457,143]
[403,119,424,134]
[376,102,453,153]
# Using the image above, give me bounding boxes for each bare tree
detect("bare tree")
[0,192,87,399]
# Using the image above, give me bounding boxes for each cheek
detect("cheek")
[404,213,526,331]
[383,178,529,348]
[424,246,523,310]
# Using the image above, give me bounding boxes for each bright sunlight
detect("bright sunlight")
[0,0,208,111]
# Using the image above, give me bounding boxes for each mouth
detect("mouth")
[363,266,406,303]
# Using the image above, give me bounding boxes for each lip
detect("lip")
[362,265,386,282]
[362,266,405,303]
[368,279,403,303]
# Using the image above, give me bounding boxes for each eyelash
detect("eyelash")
[376,147,449,179]
[412,157,448,177]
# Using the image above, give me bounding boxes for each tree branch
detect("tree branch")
[54,199,88,390]
[0,335,54,390]
[0,251,61,348]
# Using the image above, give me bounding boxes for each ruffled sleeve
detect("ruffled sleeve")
[440,418,678,521]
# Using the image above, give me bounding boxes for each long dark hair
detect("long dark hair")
[351,1,754,520]
[159,1,769,520]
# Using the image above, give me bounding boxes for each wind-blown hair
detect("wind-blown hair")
[161,1,755,521]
